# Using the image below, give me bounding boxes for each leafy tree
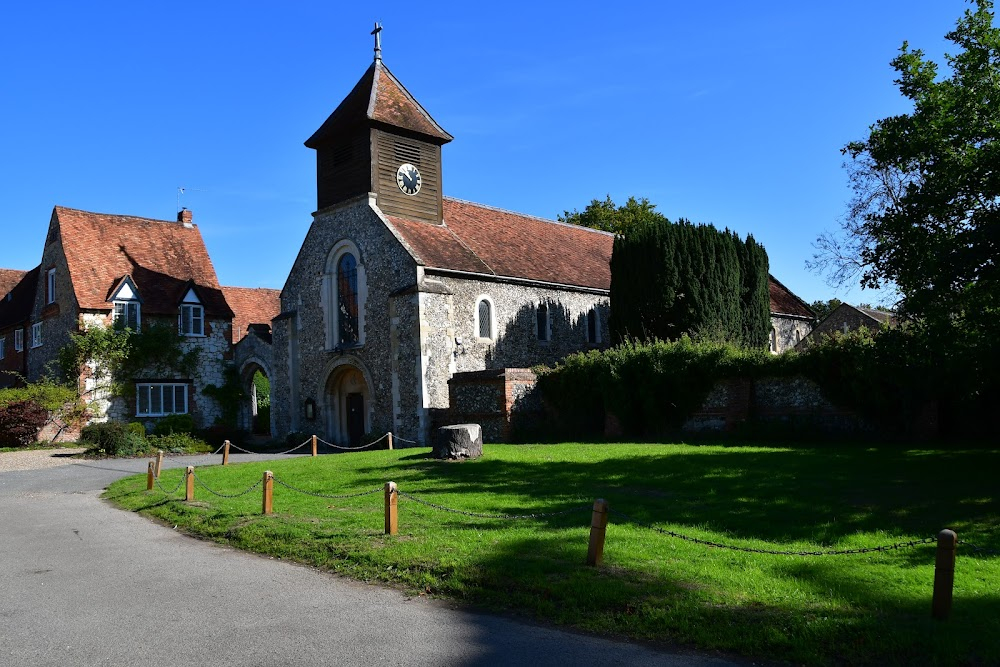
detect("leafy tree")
[810,0,1000,330]
[558,195,664,235]
[809,299,843,321]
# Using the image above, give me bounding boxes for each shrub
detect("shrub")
[152,413,195,435]
[80,421,148,457]
[146,433,212,454]
[0,400,49,447]
[0,378,78,412]
[195,425,250,449]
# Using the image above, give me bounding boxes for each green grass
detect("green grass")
[105,443,1000,665]
[0,441,84,453]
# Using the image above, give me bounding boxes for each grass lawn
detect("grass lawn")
[105,443,1000,665]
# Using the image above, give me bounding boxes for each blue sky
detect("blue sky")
[0,1,972,305]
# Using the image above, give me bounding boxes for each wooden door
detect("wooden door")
[346,392,364,446]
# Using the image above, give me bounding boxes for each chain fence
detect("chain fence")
[272,476,385,500]
[191,471,263,499]
[608,507,938,556]
[397,489,591,520]
[154,473,185,496]
[315,434,388,451]
[959,540,1000,557]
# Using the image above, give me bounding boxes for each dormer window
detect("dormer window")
[109,277,142,331]
[179,288,204,336]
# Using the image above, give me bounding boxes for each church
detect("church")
[267,34,615,446]
[264,31,813,447]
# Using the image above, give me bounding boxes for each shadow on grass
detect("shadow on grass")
[361,445,1000,555]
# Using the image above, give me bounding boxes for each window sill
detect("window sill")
[137,413,190,418]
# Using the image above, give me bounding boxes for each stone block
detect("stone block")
[433,424,483,460]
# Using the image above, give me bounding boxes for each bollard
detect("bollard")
[262,471,273,515]
[184,466,195,502]
[932,528,957,620]
[147,461,155,491]
[387,432,393,450]
[222,440,230,466]
[586,499,609,566]
[312,434,318,457]
[384,482,398,535]
[155,450,164,478]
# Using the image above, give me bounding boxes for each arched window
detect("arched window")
[587,308,599,345]
[476,297,494,340]
[769,327,778,353]
[337,253,359,345]
[794,329,802,345]
[536,303,549,341]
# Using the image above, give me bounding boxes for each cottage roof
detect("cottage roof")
[386,198,615,291]
[0,268,27,299]
[856,305,895,325]
[221,286,281,343]
[768,274,815,319]
[53,206,233,319]
[305,60,452,148]
[0,266,39,330]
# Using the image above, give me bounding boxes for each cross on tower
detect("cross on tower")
[372,22,383,62]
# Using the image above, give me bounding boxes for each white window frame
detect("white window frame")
[114,300,141,331]
[322,240,367,350]
[30,322,42,349]
[136,383,189,417]
[14,329,23,352]
[179,303,204,336]
[46,268,56,304]
[474,295,496,342]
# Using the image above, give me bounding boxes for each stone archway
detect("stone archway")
[323,362,372,446]
[238,357,272,436]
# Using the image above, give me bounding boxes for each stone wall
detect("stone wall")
[27,231,79,380]
[446,368,541,442]
[770,314,812,354]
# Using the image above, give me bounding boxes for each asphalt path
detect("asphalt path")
[0,451,744,666]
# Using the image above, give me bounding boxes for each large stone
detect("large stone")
[433,424,483,460]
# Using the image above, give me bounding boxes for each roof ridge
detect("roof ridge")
[55,205,189,227]
[443,197,617,238]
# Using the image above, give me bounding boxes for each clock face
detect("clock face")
[396,163,422,196]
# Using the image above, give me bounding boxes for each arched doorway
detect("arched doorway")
[324,363,371,446]
[238,360,271,436]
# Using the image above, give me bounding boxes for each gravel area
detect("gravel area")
[0,447,86,472]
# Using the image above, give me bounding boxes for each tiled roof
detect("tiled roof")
[387,198,615,291]
[221,286,281,343]
[856,306,895,325]
[769,274,815,319]
[305,60,452,147]
[54,207,233,319]
[0,268,27,299]
[0,266,39,330]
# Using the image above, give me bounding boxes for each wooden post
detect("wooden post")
[586,499,609,566]
[387,432,394,450]
[155,450,164,478]
[184,466,195,502]
[932,528,957,620]
[262,471,273,515]
[312,434,318,457]
[222,440,230,466]
[384,482,398,535]
[146,461,155,491]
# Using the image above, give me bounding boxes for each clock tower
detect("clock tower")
[305,28,453,225]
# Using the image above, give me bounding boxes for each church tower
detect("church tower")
[305,25,453,224]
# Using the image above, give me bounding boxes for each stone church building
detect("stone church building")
[267,48,814,446]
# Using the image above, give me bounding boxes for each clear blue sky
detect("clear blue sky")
[0,1,971,305]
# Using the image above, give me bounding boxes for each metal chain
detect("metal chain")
[272,477,384,500]
[608,508,937,556]
[220,439,312,456]
[959,541,1000,557]
[315,435,386,451]
[191,471,263,499]
[154,474,185,496]
[391,433,419,444]
[397,489,591,520]
[211,442,227,455]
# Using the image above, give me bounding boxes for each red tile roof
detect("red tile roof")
[221,286,281,343]
[0,266,39,330]
[54,207,233,319]
[0,268,27,299]
[769,274,815,318]
[387,198,615,291]
[305,61,452,148]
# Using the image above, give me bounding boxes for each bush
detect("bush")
[152,413,195,436]
[146,433,212,454]
[195,425,249,449]
[80,421,148,457]
[0,378,77,412]
[0,400,49,447]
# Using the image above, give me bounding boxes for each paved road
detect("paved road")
[0,451,743,666]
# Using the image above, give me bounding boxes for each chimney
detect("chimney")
[178,208,194,228]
